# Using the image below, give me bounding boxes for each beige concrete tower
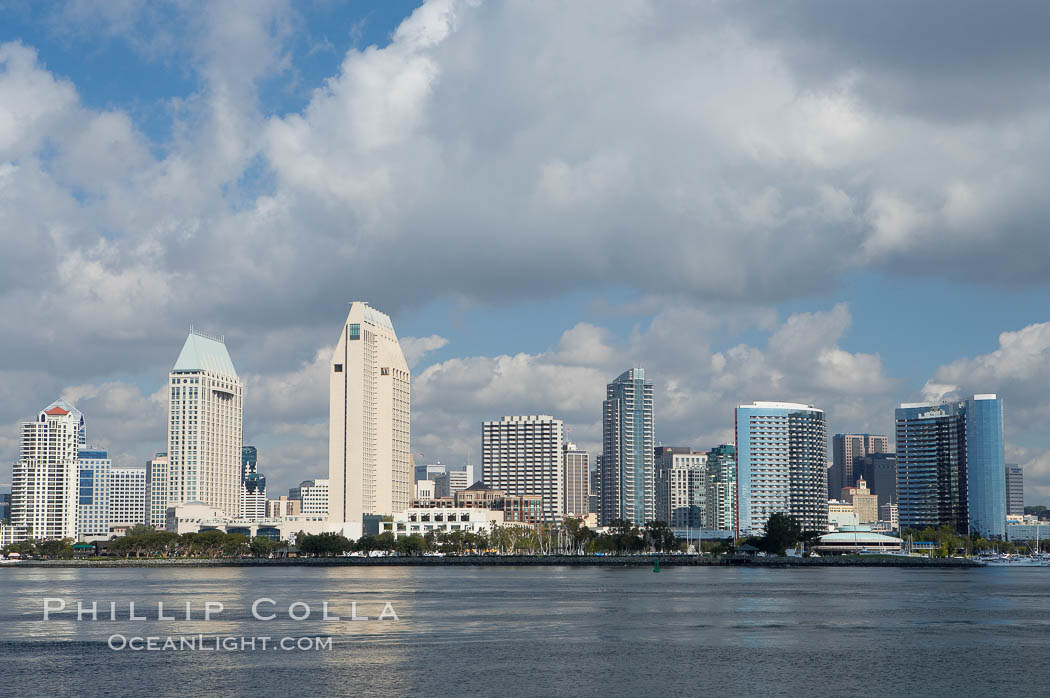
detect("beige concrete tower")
[329,302,411,524]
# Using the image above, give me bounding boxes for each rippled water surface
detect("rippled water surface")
[3,565,1050,696]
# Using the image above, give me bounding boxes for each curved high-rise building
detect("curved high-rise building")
[328,302,411,525]
[735,401,827,536]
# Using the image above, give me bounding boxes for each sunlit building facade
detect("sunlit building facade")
[736,402,828,536]
[329,302,411,526]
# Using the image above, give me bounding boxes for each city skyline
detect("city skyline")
[2,2,1050,505]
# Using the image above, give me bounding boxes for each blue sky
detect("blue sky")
[2,0,1050,501]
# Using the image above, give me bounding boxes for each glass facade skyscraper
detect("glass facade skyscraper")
[599,368,654,526]
[735,402,827,536]
[895,394,1005,538]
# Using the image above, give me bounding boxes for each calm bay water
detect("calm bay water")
[2,565,1049,696]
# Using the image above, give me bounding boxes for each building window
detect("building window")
[334,364,343,372]
[348,324,361,340]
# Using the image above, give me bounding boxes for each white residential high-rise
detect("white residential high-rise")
[300,479,330,516]
[108,467,147,529]
[10,400,85,542]
[145,452,170,528]
[563,443,589,518]
[329,302,411,525]
[164,330,244,518]
[77,448,113,538]
[482,415,565,522]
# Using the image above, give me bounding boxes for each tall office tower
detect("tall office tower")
[829,434,889,498]
[654,447,706,528]
[1005,464,1024,517]
[145,453,169,528]
[10,400,85,542]
[0,491,11,522]
[298,479,330,516]
[165,330,243,518]
[736,402,828,536]
[854,453,898,509]
[239,445,267,520]
[77,448,112,538]
[599,368,655,526]
[329,302,411,525]
[563,443,589,517]
[895,395,1006,538]
[108,467,147,528]
[482,415,565,522]
[704,444,737,531]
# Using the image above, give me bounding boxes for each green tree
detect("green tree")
[760,513,802,555]
[249,536,281,558]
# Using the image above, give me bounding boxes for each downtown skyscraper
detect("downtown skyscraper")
[736,402,828,536]
[158,330,244,519]
[829,433,889,498]
[328,302,411,525]
[895,394,1006,538]
[599,368,654,526]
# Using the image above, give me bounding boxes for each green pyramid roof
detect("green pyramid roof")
[172,330,238,378]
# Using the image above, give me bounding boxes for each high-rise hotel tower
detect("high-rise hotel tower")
[736,402,828,536]
[895,395,1005,538]
[156,330,243,521]
[329,302,411,525]
[10,399,86,542]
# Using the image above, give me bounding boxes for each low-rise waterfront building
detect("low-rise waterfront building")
[812,526,903,555]
[164,501,353,542]
[381,508,506,538]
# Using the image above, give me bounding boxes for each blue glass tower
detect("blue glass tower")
[895,395,1005,538]
[965,396,1006,539]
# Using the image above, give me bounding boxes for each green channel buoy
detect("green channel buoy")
[653,558,660,572]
